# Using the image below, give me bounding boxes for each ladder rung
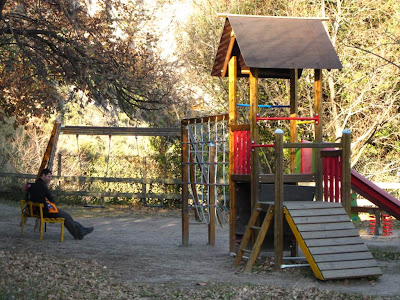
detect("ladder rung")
[241,249,252,253]
[250,225,261,230]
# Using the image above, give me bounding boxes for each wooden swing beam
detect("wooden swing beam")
[60,126,181,137]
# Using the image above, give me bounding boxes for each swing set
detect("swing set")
[38,123,181,207]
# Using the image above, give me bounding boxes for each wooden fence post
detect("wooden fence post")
[141,157,147,205]
[274,129,284,270]
[342,130,352,217]
[181,123,189,246]
[208,144,216,246]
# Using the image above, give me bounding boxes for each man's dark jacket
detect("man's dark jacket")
[29,178,56,217]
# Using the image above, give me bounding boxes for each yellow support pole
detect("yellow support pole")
[228,56,238,253]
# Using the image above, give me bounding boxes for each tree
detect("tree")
[322,0,400,179]
[0,0,178,126]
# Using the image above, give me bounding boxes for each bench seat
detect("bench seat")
[20,200,64,242]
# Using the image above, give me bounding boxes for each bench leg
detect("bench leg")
[40,220,44,241]
[61,221,64,242]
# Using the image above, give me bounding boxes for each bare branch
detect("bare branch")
[343,39,400,69]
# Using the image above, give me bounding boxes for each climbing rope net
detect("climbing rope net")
[183,114,229,225]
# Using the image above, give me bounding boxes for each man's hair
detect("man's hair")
[40,168,52,177]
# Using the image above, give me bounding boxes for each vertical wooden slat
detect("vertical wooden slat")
[274,129,284,270]
[229,56,238,253]
[181,124,189,246]
[329,157,334,202]
[239,131,244,174]
[208,145,216,246]
[246,130,251,174]
[233,131,237,173]
[314,69,323,201]
[342,130,352,217]
[290,69,298,174]
[323,156,329,202]
[250,68,259,211]
[337,155,342,202]
[332,156,342,202]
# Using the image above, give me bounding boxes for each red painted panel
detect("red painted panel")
[233,130,251,175]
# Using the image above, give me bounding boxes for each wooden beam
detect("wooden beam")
[221,31,236,78]
[181,124,189,246]
[250,68,259,211]
[230,124,250,132]
[230,173,316,183]
[61,126,181,137]
[181,114,229,125]
[290,69,298,174]
[37,122,61,179]
[52,191,182,199]
[274,129,284,270]
[314,69,323,201]
[341,130,352,217]
[208,145,216,246]
[228,56,238,253]
[284,142,341,149]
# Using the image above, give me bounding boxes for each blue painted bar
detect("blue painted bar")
[237,103,289,108]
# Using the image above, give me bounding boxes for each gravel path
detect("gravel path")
[1,200,400,298]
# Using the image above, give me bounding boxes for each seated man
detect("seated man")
[29,168,94,240]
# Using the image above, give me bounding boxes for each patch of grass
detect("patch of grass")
[369,246,400,261]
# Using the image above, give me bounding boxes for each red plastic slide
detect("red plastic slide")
[351,169,400,220]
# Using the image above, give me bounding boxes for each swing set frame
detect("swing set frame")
[35,122,181,207]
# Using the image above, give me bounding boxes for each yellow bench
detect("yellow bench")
[20,200,65,242]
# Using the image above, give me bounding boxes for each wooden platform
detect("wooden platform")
[284,201,382,280]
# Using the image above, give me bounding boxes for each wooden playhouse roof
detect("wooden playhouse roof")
[211,14,343,79]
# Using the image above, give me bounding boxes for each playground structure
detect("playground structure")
[30,122,181,207]
[181,14,400,280]
[181,114,230,245]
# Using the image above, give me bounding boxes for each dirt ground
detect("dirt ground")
[1,200,400,299]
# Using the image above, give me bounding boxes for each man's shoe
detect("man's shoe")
[83,227,94,236]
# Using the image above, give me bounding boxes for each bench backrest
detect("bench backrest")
[21,200,44,219]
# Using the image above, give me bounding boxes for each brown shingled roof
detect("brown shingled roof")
[211,15,343,78]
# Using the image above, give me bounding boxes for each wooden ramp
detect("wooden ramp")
[285,201,382,280]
